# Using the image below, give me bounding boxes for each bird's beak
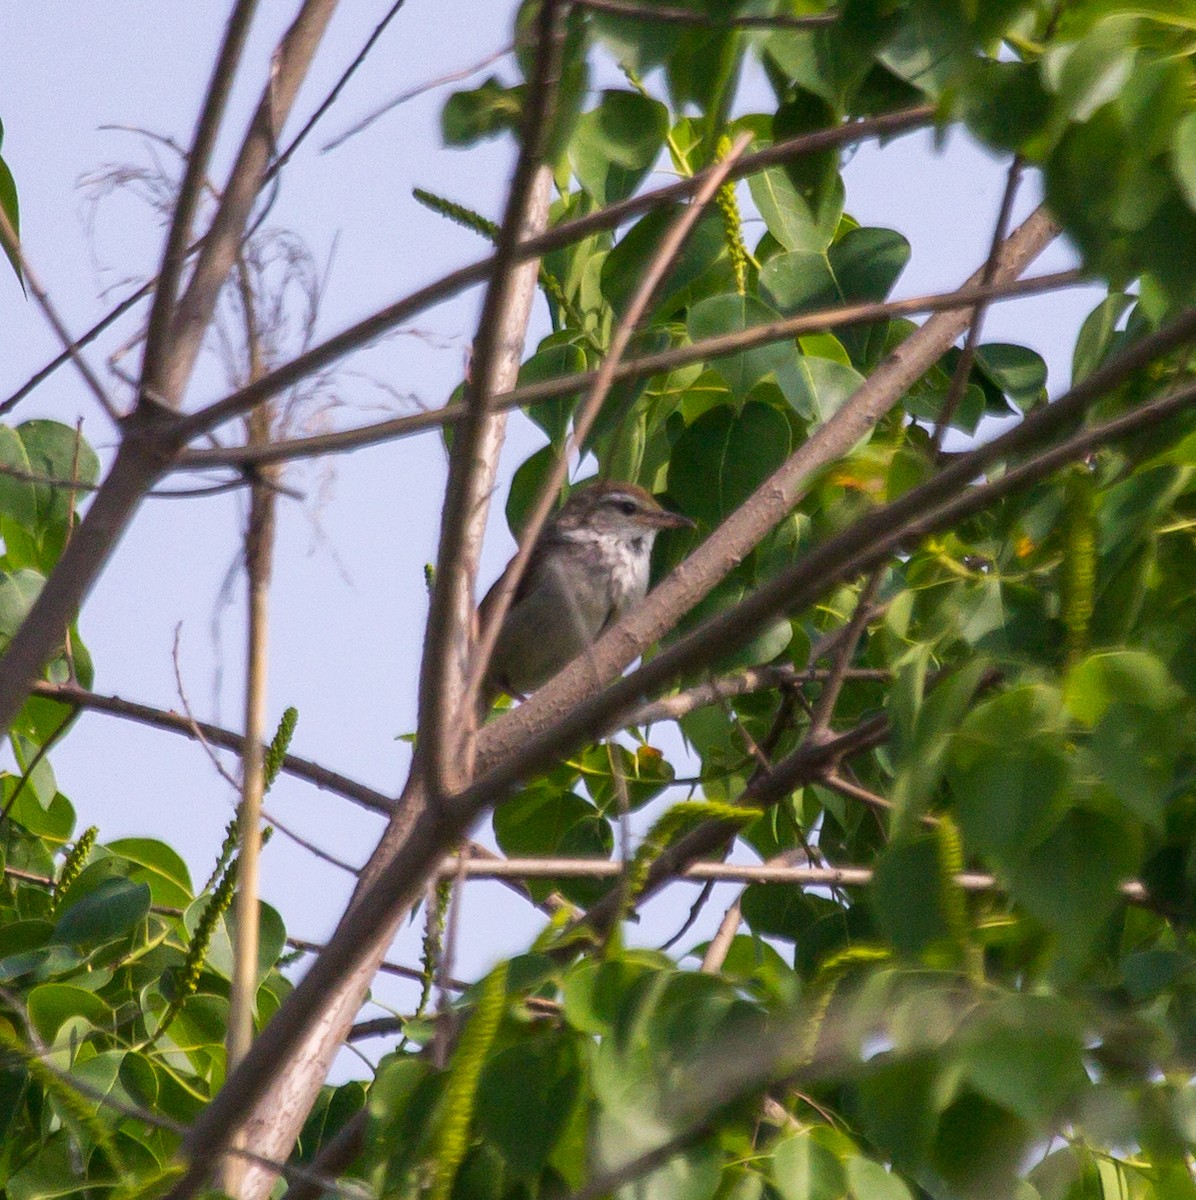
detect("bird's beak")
[646,508,696,531]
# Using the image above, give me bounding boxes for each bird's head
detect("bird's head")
[554,481,694,547]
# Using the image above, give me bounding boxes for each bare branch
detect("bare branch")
[30,680,394,815]
[141,0,262,401]
[931,154,1025,455]
[177,267,1084,470]
[807,569,884,740]
[0,277,153,415]
[177,104,937,441]
[627,666,888,726]
[267,0,412,181]
[321,41,514,154]
[156,0,340,408]
[418,0,567,794]
[0,202,121,423]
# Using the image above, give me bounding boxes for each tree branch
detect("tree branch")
[0,202,120,423]
[474,207,1062,775]
[156,0,339,407]
[176,267,1083,470]
[141,0,262,402]
[418,0,566,794]
[176,104,936,441]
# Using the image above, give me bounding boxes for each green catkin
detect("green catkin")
[263,706,298,792]
[627,800,762,904]
[935,813,982,983]
[0,1023,125,1174]
[417,878,453,1022]
[50,825,97,913]
[426,962,509,1200]
[800,945,892,1063]
[203,816,241,893]
[715,135,750,296]
[151,857,240,1047]
[1061,465,1097,669]
[412,186,578,325]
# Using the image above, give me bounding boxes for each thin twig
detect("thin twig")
[177,105,938,444]
[260,808,360,874]
[179,268,1082,472]
[0,203,121,423]
[172,626,240,791]
[322,41,513,154]
[30,680,394,816]
[0,705,78,823]
[931,155,1025,455]
[267,0,411,180]
[807,570,884,740]
[419,0,567,794]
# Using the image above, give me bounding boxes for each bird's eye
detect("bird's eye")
[616,499,637,516]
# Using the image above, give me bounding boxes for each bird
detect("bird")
[479,480,694,708]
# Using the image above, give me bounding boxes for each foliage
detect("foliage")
[13,0,1196,1198]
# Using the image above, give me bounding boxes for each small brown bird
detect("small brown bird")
[480,481,694,706]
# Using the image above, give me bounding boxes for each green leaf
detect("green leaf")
[773,1130,847,1200]
[827,226,910,304]
[441,77,524,146]
[570,90,668,205]
[1064,650,1183,726]
[475,1034,583,1177]
[973,344,1047,412]
[53,877,150,947]
[789,356,866,422]
[26,983,111,1044]
[17,420,100,535]
[948,686,1071,860]
[749,169,843,253]
[845,1157,912,1200]
[0,150,21,289]
[1042,19,1136,124]
[106,838,194,908]
[602,205,726,319]
[519,338,587,443]
[1007,808,1141,954]
[1071,293,1134,384]
[688,294,801,398]
[494,782,613,905]
[0,569,44,641]
[871,837,951,959]
[1172,110,1196,210]
[959,999,1086,1126]
[668,400,792,527]
[0,425,36,526]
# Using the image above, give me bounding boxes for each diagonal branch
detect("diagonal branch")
[155,0,340,408]
[31,681,394,815]
[177,267,1083,470]
[418,0,567,795]
[475,207,1062,772]
[176,104,936,440]
[0,203,120,423]
[931,154,1025,455]
[141,0,262,401]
